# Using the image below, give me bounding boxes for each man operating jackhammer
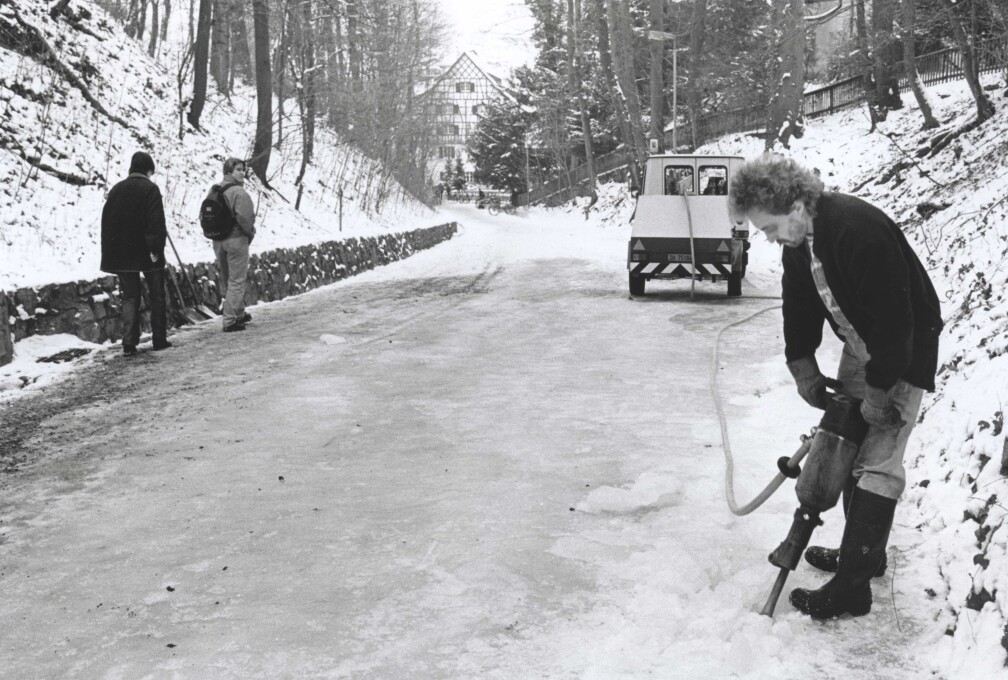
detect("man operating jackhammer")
[729,155,943,620]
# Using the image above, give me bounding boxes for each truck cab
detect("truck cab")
[627,154,748,297]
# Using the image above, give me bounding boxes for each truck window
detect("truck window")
[699,165,728,195]
[664,166,694,195]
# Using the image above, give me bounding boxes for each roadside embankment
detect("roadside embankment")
[0,223,457,366]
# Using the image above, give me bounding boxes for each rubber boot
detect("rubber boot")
[789,487,897,620]
[804,478,888,577]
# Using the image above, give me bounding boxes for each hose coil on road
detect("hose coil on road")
[711,302,813,516]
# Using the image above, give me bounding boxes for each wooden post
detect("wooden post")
[338,188,343,232]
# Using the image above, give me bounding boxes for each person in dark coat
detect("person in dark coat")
[100,151,170,355]
[729,154,943,621]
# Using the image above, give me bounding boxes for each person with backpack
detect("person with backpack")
[100,151,171,355]
[202,157,256,332]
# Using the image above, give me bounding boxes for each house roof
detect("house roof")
[417,51,507,100]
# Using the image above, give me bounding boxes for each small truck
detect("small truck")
[627,154,749,297]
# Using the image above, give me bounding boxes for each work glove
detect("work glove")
[787,356,833,410]
[860,385,905,429]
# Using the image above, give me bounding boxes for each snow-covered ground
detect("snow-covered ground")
[0,203,998,679]
[2,0,1008,674]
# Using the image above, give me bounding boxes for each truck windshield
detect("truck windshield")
[699,165,728,195]
[664,166,694,195]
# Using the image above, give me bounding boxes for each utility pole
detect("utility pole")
[648,0,665,153]
[648,28,677,152]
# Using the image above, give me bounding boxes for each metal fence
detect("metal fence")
[519,38,1007,206]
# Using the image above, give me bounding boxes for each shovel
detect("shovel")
[166,232,218,320]
[166,268,206,325]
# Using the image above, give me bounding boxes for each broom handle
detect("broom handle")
[165,232,201,303]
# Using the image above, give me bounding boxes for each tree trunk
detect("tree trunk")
[250,0,273,184]
[242,0,257,82]
[872,0,902,109]
[295,0,316,185]
[986,0,1008,87]
[347,0,362,93]
[147,0,159,57]
[606,0,647,173]
[187,0,212,129]
[126,0,139,38]
[321,6,340,127]
[597,6,639,189]
[686,0,708,150]
[854,0,881,129]
[765,0,805,150]
[135,0,148,41]
[570,0,597,200]
[210,0,230,95]
[274,0,290,150]
[942,0,995,122]
[900,0,938,129]
[161,0,170,43]
[648,0,664,152]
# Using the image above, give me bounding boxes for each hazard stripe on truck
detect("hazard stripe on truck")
[630,261,732,278]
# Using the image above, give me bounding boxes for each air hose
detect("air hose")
[681,190,697,299]
[711,302,814,516]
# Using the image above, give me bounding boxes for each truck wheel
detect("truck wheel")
[727,272,742,297]
[629,273,645,296]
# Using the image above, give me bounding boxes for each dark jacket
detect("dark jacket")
[100,173,167,272]
[782,192,943,391]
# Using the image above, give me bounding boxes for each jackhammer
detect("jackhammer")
[759,388,869,617]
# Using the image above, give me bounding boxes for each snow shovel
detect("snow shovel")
[166,267,206,325]
[166,232,217,320]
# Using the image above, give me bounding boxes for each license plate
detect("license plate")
[667,254,692,262]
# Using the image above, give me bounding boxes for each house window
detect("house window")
[472,105,479,115]
[439,146,455,159]
[455,81,475,93]
[453,104,460,113]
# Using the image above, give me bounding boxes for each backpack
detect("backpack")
[199,185,235,240]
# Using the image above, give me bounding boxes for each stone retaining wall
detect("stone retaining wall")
[0,223,457,366]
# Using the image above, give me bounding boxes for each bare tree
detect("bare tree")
[597,7,638,188]
[147,0,159,57]
[210,0,231,95]
[685,0,707,150]
[900,0,938,129]
[854,0,882,129]
[765,0,805,150]
[569,0,597,202]
[605,0,647,172]
[942,0,995,122]
[187,0,212,130]
[294,0,318,189]
[250,0,273,183]
[872,0,902,110]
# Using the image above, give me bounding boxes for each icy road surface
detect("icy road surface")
[0,207,941,678]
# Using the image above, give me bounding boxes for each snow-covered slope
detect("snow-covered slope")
[0,0,435,291]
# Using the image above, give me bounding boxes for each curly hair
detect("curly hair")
[729,154,824,217]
